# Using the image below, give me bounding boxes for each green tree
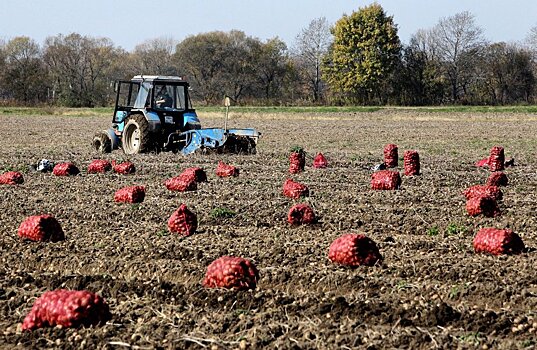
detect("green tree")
[322,3,401,104]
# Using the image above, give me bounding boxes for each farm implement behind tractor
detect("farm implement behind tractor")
[92,75,260,155]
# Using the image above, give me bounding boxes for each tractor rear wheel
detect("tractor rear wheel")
[92,131,112,153]
[122,114,151,155]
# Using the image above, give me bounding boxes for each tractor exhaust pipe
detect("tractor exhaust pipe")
[224,96,231,132]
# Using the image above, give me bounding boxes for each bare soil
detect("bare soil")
[1,110,537,349]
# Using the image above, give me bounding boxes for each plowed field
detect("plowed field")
[1,110,537,349]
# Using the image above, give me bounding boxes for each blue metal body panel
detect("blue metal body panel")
[183,111,200,124]
[179,128,260,155]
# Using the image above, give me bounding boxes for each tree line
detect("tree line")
[1,3,536,107]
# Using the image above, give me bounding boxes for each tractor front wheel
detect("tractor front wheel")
[92,131,112,153]
[122,115,151,155]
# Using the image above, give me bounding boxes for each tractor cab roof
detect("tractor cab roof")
[131,75,188,84]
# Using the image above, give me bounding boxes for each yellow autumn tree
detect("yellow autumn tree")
[322,3,401,104]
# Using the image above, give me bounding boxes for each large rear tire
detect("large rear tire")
[92,131,112,153]
[122,114,151,155]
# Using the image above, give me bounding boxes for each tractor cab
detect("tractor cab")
[113,75,201,135]
[92,75,259,155]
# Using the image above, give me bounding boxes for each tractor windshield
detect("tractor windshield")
[153,83,187,111]
[134,82,151,109]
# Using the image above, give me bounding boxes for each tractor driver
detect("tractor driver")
[155,85,173,109]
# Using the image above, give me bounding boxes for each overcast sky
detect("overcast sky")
[1,0,536,50]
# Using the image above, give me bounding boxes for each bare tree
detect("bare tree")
[527,25,537,52]
[132,36,178,75]
[292,17,332,102]
[2,36,48,103]
[480,42,535,104]
[253,37,291,101]
[174,31,264,104]
[44,33,121,106]
[429,11,486,102]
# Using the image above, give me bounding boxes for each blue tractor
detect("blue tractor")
[92,75,260,155]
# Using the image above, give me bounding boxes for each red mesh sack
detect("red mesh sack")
[466,195,500,217]
[463,185,502,201]
[283,179,309,199]
[168,204,197,236]
[203,256,259,290]
[114,186,145,203]
[383,144,398,168]
[328,233,382,267]
[216,161,239,177]
[289,151,306,174]
[21,289,110,331]
[473,228,524,255]
[0,171,24,185]
[165,175,197,192]
[18,215,65,242]
[488,146,505,172]
[371,170,401,190]
[181,167,207,182]
[288,203,316,225]
[487,172,508,187]
[475,158,489,167]
[87,160,111,174]
[53,163,80,176]
[313,153,328,169]
[404,150,420,176]
[112,161,135,175]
